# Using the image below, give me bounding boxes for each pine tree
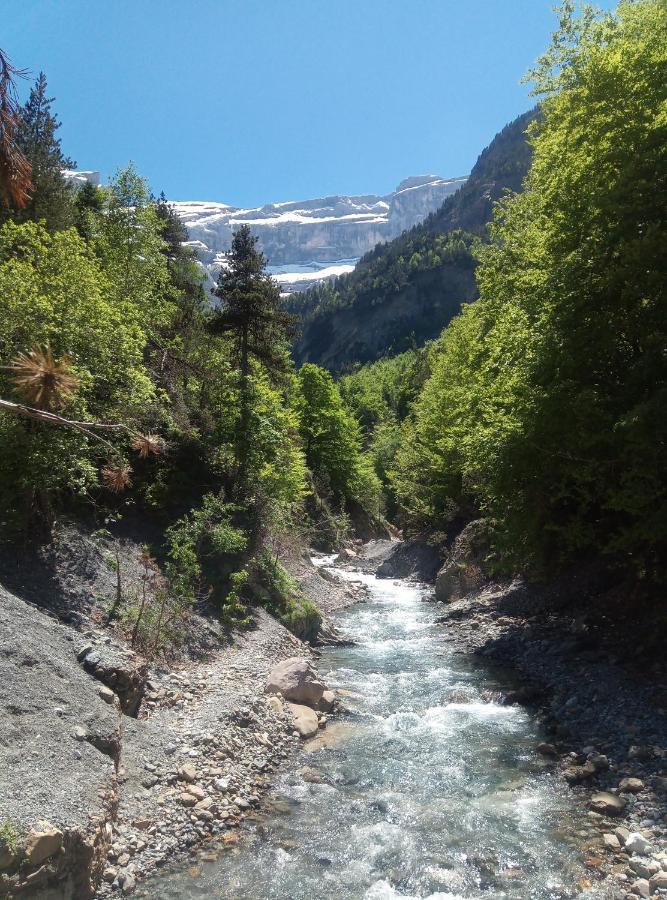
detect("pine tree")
[210,224,294,487]
[73,177,103,240]
[15,72,74,230]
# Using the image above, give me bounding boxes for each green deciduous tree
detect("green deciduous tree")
[297,363,381,519]
[392,0,667,583]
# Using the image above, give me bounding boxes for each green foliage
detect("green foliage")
[339,346,434,517]
[289,110,537,371]
[253,550,321,641]
[296,363,382,520]
[339,347,430,433]
[221,570,253,628]
[297,364,363,501]
[0,217,160,527]
[391,305,485,530]
[165,494,247,596]
[11,72,75,231]
[392,0,667,583]
[0,820,19,856]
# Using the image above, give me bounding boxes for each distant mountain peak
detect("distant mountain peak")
[172,175,467,294]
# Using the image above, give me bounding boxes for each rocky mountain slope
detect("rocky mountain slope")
[172,175,466,292]
[290,109,538,370]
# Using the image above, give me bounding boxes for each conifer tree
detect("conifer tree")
[15,72,74,230]
[210,224,293,487]
[73,177,103,240]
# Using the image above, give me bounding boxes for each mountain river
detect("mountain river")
[148,556,607,900]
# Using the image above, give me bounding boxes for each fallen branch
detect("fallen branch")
[0,396,134,453]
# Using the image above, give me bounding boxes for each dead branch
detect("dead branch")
[0,48,33,208]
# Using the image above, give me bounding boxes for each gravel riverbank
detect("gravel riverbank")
[0,536,370,899]
[428,575,667,899]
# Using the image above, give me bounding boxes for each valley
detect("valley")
[0,1,665,899]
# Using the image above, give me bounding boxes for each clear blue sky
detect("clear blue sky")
[4,0,616,207]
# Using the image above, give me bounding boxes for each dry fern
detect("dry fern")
[101,463,133,493]
[131,433,166,458]
[7,346,79,409]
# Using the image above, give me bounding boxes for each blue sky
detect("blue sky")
[4,0,616,207]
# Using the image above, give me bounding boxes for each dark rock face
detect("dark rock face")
[434,519,491,603]
[376,537,443,582]
[0,587,118,899]
[77,645,148,717]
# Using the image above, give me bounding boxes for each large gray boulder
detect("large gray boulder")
[264,657,325,708]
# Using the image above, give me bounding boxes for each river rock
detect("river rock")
[318,690,336,713]
[589,792,626,815]
[266,695,283,715]
[603,833,621,851]
[615,826,631,846]
[649,872,667,892]
[618,777,644,793]
[286,702,319,738]
[25,823,63,865]
[177,764,197,783]
[264,657,325,707]
[625,833,652,856]
[536,742,558,757]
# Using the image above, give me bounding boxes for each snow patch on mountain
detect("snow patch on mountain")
[173,174,466,293]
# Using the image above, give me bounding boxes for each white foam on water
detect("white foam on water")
[364,880,468,900]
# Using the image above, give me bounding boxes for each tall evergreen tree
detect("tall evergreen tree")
[15,72,74,230]
[210,224,293,487]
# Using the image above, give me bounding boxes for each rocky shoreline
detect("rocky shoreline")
[0,538,369,900]
[376,535,667,899]
[3,535,665,899]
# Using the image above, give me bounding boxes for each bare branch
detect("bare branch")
[0,396,138,454]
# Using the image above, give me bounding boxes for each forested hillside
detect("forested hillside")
[0,58,383,645]
[349,0,667,587]
[290,109,537,370]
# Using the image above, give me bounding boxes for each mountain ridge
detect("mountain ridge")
[290,109,538,370]
[172,175,467,292]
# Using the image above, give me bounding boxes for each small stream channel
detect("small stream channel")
[149,557,607,899]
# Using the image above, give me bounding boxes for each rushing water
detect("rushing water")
[149,559,606,900]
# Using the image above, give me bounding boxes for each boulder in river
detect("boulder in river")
[589,792,626,816]
[264,657,326,707]
[286,702,319,738]
[318,690,336,713]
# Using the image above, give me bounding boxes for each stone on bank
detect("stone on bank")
[264,657,326,707]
